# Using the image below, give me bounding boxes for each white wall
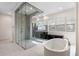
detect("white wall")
[0,14,13,42]
[47,8,76,45]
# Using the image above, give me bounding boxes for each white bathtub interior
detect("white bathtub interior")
[44,39,70,56]
[44,39,68,50]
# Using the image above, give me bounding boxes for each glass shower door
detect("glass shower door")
[15,2,43,49]
[15,10,22,47]
[21,4,26,49]
[15,3,26,49]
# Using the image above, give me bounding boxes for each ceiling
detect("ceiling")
[0,2,22,15]
[0,2,76,15]
[29,2,75,15]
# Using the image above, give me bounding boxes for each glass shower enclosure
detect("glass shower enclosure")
[15,2,42,49]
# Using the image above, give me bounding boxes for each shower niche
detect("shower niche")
[15,2,42,49]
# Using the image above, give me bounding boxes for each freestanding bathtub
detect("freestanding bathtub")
[44,38,70,56]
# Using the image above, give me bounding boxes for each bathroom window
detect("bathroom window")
[66,18,75,32]
[66,24,75,32]
[36,20,47,31]
[49,25,55,31]
[56,24,65,31]
[38,25,46,31]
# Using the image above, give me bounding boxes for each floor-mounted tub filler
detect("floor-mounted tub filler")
[44,38,70,56]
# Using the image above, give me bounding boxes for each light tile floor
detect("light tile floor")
[0,40,76,56]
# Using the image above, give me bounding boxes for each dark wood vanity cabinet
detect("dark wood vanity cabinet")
[35,31,63,40]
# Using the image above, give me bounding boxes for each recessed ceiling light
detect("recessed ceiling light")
[43,16,49,20]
